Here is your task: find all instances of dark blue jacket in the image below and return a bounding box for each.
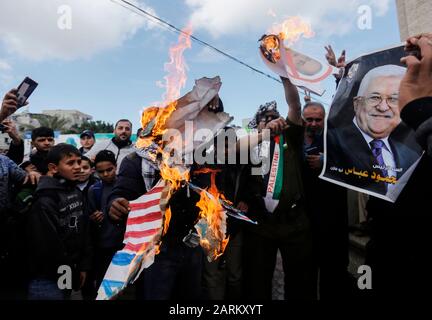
[87,181,124,250]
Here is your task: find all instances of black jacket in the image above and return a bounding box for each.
[26,176,92,280]
[302,134,348,266]
[364,97,432,297]
[79,174,99,208]
[6,139,24,165]
[21,150,49,175]
[244,121,311,240]
[402,97,432,156]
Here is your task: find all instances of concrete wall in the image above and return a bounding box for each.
[396,0,432,41]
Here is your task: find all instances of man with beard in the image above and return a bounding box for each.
[85,119,135,172]
[303,102,325,168]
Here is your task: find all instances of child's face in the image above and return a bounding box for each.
[77,160,93,182]
[80,136,95,149]
[49,154,82,181]
[95,161,116,184]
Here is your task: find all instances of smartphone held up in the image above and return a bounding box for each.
[16,77,38,108]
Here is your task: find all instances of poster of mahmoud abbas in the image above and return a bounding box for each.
[320,45,423,203]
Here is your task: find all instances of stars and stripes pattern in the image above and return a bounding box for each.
[96,180,167,300]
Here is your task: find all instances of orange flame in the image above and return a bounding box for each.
[159,158,190,191]
[162,207,172,236]
[217,237,230,259]
[138,24,192,146]
[193,168,222,175]
[134,26,193,262]
[137,25,193,188]
[135,24,229,262]
[268,16,314,45]
[195,170,229,261]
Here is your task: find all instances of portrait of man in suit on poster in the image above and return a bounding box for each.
[323,63,422,201]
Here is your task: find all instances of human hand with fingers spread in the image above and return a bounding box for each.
[23,171,41,185]
[24,164,39,174]
[336,50,346,68]
[325,45,337,66]
[325,45,346,68]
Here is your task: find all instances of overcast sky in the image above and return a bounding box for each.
[0,0,401,130]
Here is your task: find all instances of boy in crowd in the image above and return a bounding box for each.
[21,127,55,175]
[79,130,95,155]
[86,150,124,297]
[26,144,92,300]
[77,155,98,202]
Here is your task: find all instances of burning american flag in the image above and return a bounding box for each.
[96,181,169,300]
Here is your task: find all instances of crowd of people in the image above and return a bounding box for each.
[0,33,431,300]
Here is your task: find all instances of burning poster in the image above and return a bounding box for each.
[320,45,423,202]
[258,17,338,95]
[163,76,233,157]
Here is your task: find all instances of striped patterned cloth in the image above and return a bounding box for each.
[96,180,168,300]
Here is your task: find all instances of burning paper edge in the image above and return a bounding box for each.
[193,184,229,262]
[189,183,258,225]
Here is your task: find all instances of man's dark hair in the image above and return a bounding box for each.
[94,150,117,166]
[302,102,325,115]
[47,143,81,165]
[31,127,54,141]
[81,155,94,168]
[115,119,132,129]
